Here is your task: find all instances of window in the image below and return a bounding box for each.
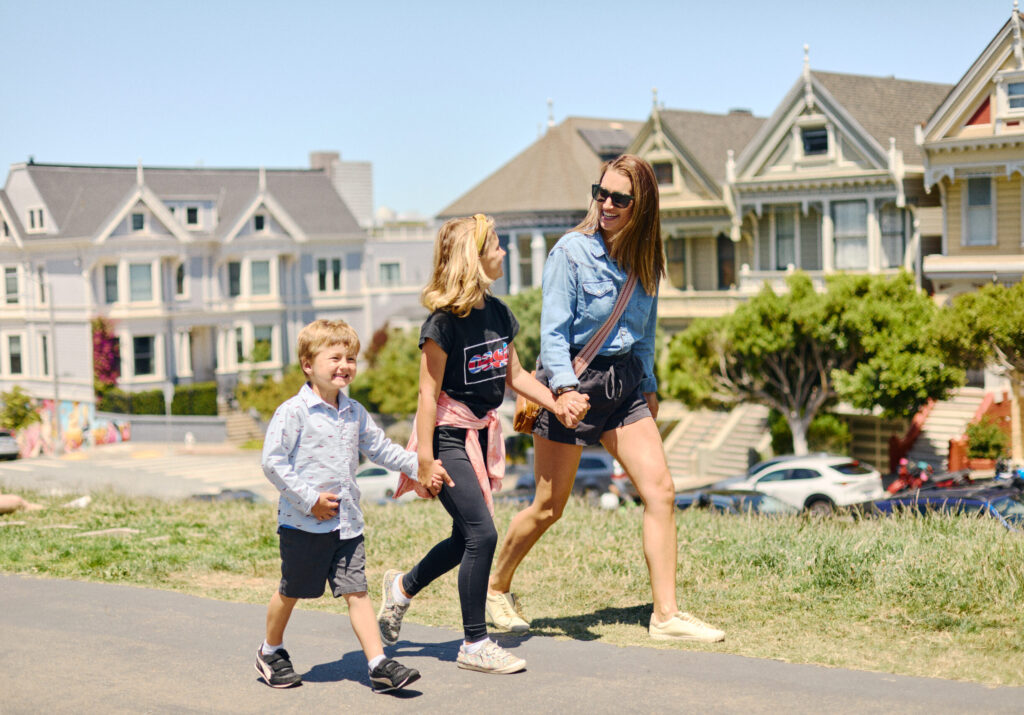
[1009,81,1024,110]
[40,334,49,376]
[186,207,199,226]
[666,237,686,290]
[234,327,245,363]
[653,162,674,185]
[131,212,144,231]
[4,267,17,304]
[801,127,828,156]
[832,200,868,269]
[379,262,400,286]
[129,263,153,302]
[252,325,273,363]
[37,266,46,303]
[3,221,8,236]
[880,206,906,268]
[8,335,22,374]
[228,262,241,297]
[774,208,796,270]
[965,177,994,246]
[175,263,186,297]
[27,208,44,231]
[254,214,265,232]
[251,260,270,295]
[517,235,533,287]
[316,258,342,292]
[133,336,154,376]
[103,265,119,303]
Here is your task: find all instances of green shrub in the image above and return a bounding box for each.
[171,382,218,416]
[97,388,165,415]
[769,409,851,455]
[236,364,307,420]
[966,415,1008,459]
[0,386,42,430]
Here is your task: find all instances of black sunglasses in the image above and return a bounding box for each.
[591,184,634,209]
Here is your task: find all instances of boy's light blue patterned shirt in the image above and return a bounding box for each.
[540,231,659,394]
[261,382,417,538]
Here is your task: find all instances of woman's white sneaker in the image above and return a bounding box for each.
[456,640,526,674]
[484,591,530,632]
[649,612,725,642]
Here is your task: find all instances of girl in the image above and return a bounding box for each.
[378,214,588,674]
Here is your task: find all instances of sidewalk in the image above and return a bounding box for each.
[2,574,1021,714]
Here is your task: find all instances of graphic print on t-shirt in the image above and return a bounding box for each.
[462,337,510,385]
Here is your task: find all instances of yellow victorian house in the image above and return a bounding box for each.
[920,4,1024,298]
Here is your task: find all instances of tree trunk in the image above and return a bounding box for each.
[789,413,811,455]
[1010,376,1024,463]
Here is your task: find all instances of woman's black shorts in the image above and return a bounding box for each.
[533,351,651,446]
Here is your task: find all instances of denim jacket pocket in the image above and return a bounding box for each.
[581,279,615,322]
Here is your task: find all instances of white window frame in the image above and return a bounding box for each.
[40,332,50,377]
[315,256,344,294]
[102,264,119,304]
[773,206,798,270]
[3,266,19,305]
[185,206,200,228]
[794,115,835,164]
[832,200,869,270]
[879,204,907,269]
[131,334,157,377]
[378,260,402,287]
[251,324,274,364]
[250,259,271,296]
[224,257,278,299]
[131,211,146,232]
[26,207,45,233]
[962,176,996,247]
[3,332,26,376]
[995,70,1024,126]
[128,261,156,303]
[254,213,267,233]
[120,330,164,381]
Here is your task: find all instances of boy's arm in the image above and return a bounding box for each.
[356,402,417,477]
[262,405,320,515]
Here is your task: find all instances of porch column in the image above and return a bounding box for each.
[867,200,880,272]
[684,236,694,290]
[507,232,521,295]
[822,200,834,273]
[530,231,546,288]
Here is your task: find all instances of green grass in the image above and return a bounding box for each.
[2,490,1022,686]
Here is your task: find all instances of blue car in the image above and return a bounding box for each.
[871,486,1024,532]
[674,489,799,516]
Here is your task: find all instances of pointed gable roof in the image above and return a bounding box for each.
[17,163,362,241]
[811,71,952,166]
[657,108,766,187]
[438,116,643,219]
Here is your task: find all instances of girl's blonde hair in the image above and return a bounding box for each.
[297,319,360,367]
[421,214,496,317]
[572,154,665,296]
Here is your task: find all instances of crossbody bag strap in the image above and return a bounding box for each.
[571,272,638,377]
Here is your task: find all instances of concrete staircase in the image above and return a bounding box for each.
[662,403,770,489]
[905,387,985,469]
[223,410,264,446]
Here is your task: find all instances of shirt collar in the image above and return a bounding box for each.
[298,382,352,414]
[586,231,609,260]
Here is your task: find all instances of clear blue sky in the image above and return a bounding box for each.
[0,1,1016,218]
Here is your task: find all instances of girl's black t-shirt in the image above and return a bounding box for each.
[419,295,519,418]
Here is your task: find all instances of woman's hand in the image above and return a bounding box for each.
[554,390,589,429]
[418,454,453,496]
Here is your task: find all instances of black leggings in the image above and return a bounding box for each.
[401,426,497,642]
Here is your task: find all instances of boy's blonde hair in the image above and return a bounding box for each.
[421,214,496,318]
[297,319,360,367]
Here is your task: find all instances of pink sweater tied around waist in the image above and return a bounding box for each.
[394,392,505,516]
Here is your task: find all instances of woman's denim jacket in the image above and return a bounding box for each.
[539,231,658,394]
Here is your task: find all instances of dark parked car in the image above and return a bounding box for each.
[870,485,1024,532]
[674,489,799,516]
[0,429,20,460]
[515,451,615,497]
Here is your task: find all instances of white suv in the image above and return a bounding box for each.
[721,455,884,514]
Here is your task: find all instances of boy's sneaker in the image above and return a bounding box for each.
[369,657,420,693]
[456,639,526,674]
[649,612,726,643]
[377,569,410,646]
[484,591,529,632]
[255,647,302,688]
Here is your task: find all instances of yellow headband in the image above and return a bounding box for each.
[473,213,492,252]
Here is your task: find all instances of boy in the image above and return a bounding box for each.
[256,319,449,693]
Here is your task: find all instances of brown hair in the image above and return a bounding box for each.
[421,215,496,317]
[297,319,360,367]
[572,154,665,295]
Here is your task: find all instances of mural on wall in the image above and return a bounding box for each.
[16,400,130,457]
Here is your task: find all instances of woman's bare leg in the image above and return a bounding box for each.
[489,435,582,593]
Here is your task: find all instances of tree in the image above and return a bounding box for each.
[0,386,41,431]
[92,317,120,396]
[938,281,1024,461]
[351,327,421,416]
[503,287,543,370]
[660,272,962,455]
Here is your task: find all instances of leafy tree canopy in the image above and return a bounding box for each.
[660,271,962,454]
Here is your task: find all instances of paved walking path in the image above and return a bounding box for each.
[1,574,1021,714]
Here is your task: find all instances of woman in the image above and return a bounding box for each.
[486,155,725,642]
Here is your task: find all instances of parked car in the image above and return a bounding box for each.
[717,455,885,514]
[514,451,615,498]
[870,485,1024,532]
[0,429,19,460]
[354,464,416,503]
[674,489,799,516]
[712,452,845,489]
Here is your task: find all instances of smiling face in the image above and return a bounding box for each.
[595,169,634,241]
[303,344,357,404]
[479,230,506,281]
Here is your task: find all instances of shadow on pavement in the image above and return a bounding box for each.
[528,603,651,641]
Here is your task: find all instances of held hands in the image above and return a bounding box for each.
[311,492,339,521]
[554,389,590,429]
[418,457,454,497]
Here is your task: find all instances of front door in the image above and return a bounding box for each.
[717,233,735,290]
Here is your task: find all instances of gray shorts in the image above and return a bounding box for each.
[533,351,651,446]
[278,528,367,599]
